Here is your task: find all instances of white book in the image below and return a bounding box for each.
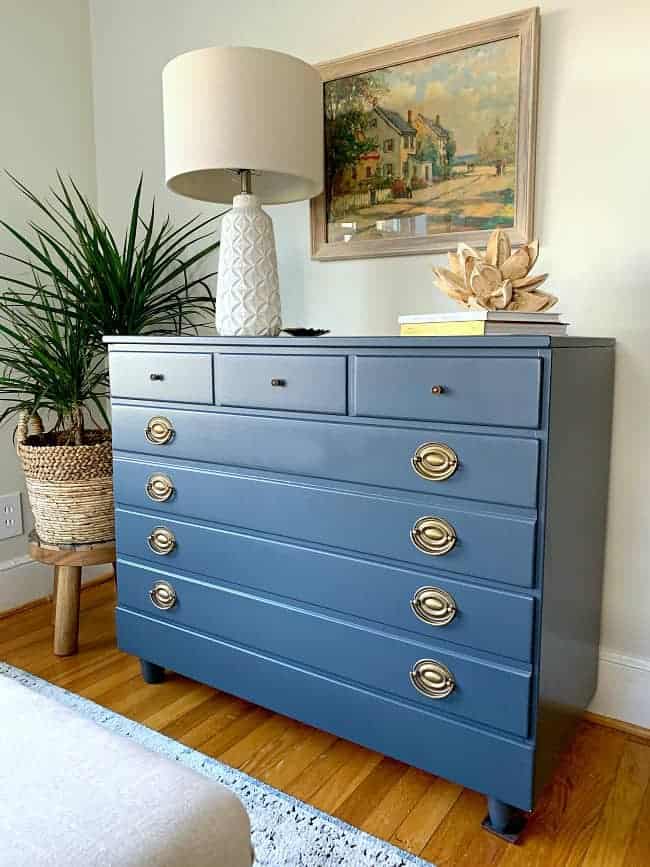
[399,311,566,324]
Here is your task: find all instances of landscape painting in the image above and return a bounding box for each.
[310,10,539,260]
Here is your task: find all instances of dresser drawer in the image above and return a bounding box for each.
[118,563,532,736]
[215,352,346,414]
[109,351,213,404]
[353,355,542,428]
[112,405,539,508]
[118,608,536,808]
[114,461,537,586]
[116,511,534,661]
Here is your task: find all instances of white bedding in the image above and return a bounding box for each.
[0,674,252,866]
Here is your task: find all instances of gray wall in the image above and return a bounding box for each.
[0,0,97,606]
[87,0,650,725]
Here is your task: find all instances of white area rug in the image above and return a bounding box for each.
[1,663,433,867]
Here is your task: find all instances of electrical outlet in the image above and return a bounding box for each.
[0,492,23,540]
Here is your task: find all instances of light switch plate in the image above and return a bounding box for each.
[0,492,23,540]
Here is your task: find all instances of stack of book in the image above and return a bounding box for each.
[398,311,568,337]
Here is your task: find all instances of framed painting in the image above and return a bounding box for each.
[310,8,539,261]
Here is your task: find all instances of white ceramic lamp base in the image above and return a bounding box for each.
[215,193,282,336]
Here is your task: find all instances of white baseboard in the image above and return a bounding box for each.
[0,555,108,613]
[590,648,650,729]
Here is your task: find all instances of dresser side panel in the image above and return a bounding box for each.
[534,346,615,797]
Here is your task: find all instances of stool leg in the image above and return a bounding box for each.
[51,566,59,625]
[53,565,82,656]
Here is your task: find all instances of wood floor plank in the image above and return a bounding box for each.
[2,582,645,867]
[499,722,627,867]
[360,765,438,844]
[218,713,305,774]
[200,706,273,758]
[419,787,491,865]
[391,776,463,855]
[261,726,338,792]
[162,692,244,743]
[582,739,650,867]
[141,683,215,729]
[336,756,410,829]
[622,771,650,867]
[307,744,384,814]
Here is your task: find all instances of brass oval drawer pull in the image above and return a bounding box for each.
[145,473,175,503]
[430,385,445,395]
[145,416,175,445]
[412,443,459,482]
[149,580,177,610]
[411,587,457,626]
[271,378,286,387]
[411,516,457,556]
[410,659,455,699]
[147,526,176,555]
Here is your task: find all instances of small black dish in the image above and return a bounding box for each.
[282,328,331,337]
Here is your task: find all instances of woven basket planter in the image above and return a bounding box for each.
[17,419,114,546]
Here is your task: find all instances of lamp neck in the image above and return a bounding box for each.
[239,169,252,195]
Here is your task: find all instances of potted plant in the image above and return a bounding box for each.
[0,174,221,546]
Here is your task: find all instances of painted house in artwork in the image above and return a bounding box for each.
[368,106,417,180]
[414,113,452,173]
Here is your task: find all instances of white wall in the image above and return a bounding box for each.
[0,0,97,608]
[91,0,650,725]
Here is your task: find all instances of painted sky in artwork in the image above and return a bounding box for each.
[377,38,520,154]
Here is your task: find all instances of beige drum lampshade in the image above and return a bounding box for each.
[162,46,324,205]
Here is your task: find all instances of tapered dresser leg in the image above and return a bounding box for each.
[482,797,527,842]
[140,659,166,684]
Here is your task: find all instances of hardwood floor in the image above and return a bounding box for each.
[2,579,649,866]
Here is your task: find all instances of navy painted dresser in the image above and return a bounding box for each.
[106,335,615,839]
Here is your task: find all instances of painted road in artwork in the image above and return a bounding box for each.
[325,38,520,242]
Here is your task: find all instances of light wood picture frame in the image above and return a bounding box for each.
[310,8,539,261]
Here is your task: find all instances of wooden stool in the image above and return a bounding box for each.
[29,533,116,656]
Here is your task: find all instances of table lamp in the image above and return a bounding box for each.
[162,46,324,336]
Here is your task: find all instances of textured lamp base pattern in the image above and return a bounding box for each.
[215,193,282,337]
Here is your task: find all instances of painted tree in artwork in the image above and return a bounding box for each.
[478,118,516,174]
[324,73,388,199]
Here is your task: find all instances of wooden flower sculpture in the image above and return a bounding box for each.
[433,229,557,312]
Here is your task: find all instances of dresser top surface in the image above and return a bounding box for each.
[104,335,615,349]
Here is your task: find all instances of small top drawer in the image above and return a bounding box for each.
[353,355,542,428]
[215,353,347,415]
[109,352,214,404]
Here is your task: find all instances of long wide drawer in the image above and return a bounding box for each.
[116,511,534,661]
[114,460,538,586]
[352,355,543,428]
[111,405,540,508]
[109,351,214,404]
[117,608,536,809]
[117,563,531,736]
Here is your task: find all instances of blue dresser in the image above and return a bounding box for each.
[106,335,615,840]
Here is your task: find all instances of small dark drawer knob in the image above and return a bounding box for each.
[146,473,175,503]
[411,516,457,556]
[149,580,177,610]
[149,373,165,381]
[145,416,175,445]
[147,526,176,555]
[410,659,455,699]
[411,586,457,627]
[431,385,445,395]
[271,378,286,387]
